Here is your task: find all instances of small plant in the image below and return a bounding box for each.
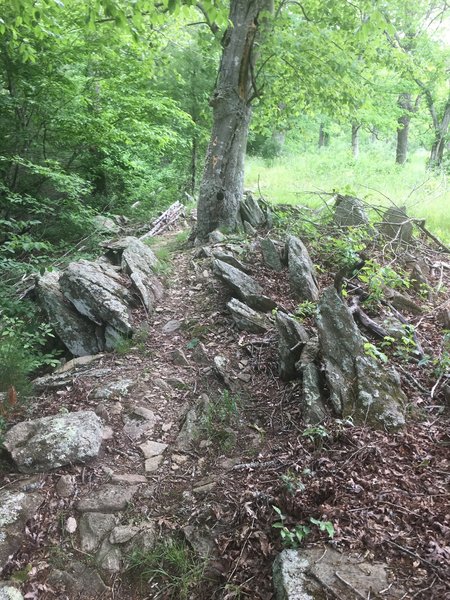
[363,342,388,363]
[295,300,317,320]
[381,325,419,362]
[113,335,134,356]
[272,507,335,548]
[358,260,409,308]
[280,468,310,495]
[202,390,241,452]
[302,424,329,445]
[126,538,206,599]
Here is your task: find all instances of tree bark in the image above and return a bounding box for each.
[318,123,329,147]
[196,0,273,240]
[396,93,412,165]
[429,96,450,167]
[351,123,360,159]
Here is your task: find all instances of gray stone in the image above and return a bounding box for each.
[55,475,76,498]
[380,206,413,244]
[334,195,369,227]
[93,215,120,233]
[130,269,163,314]
[208,230,225,244]
[139,440,167,459]
[120,236,159,276]
[110,473,147,485]
[171,349,190,366]
[213,259,276,312]
[273,549,319,600]
[176,395,210,450]
[0,489,43,571]
[301,363,326,424]
[295,338,320,369]
[317,287,405,429]
[109,525,140,545]
[191,342,210,365]
[37,271,104,357]
[212,250,250,273]
[243,221,257,236]
[92,379,135,400]
[182,525,215,559]
[260,238,283,272]
[240,192,266,228]
[76,485,138,513]
[96,538,122,572]
[385,288,422,314]
[125,523,156,554]
[123,409,156,440]
[227,298,270,334]
[3,411,103,473]
[144,456,163,473]
[286,236,319,302]
[276,312,309,380]
[0,588,23,600]
[60,260,134,334]
[54,354,104,374]
[79,512,116,552]
[47,560,108,596]
[162,319,182,334]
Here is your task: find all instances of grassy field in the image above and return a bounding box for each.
[245,140,450,242]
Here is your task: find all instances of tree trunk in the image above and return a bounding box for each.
[429,97,450,167]
[351,123,360,159]
[196,0,272,240]
[396,93,412,165]
[318,123,329,147]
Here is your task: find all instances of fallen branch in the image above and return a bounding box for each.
[348,296,388,339]
[140,201,185,239]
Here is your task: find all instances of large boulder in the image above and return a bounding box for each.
[317,287,405,429]
[60,260,135,335]
[227,298,270,334]
[36,271,104,356]
[240,192,266,228]
[334,195,369,227]
[3,411,103,473]
[275,312,309,380]
[286,236,319,302]
[119,238,163,312]
[213,259,276,312]
[260,238,283,272]
[379,206,413,244]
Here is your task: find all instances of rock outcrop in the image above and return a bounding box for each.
[379,206,413,244]
[227,298,270,333]
[275,312,309,380]
[286,236,319,302]
[334,194,369,227]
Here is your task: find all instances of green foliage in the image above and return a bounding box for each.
[364,342,388,364]
[294,301,317,321]
[359,259,409,307]
[319,227,369,270]
[272,506,335,548]
[202,390,241,453]
[127,538,206,600]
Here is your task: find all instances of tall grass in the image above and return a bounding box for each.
[245,139,450,241]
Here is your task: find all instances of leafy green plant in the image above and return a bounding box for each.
[359,260,409,307]
[202,390,241,452]
[280,469,311,495]
[272,506,335,547]
[364,342,388,363]
[126,538,206,600]
[294,301,317,320]
[381,325,419,362]
[302,424,329,445]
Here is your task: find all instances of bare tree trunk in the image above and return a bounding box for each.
[196,0,273,240]
[351,123,360,159]
[318,123,329,147]
[396,93,412,165]
[429,97,450,166]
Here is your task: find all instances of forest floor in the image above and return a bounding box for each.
[1,217,449,600]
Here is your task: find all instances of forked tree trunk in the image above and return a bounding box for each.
[396,93,412,165]
[318,123,330,147]
[196,0,273,240]
[351,123,360,159]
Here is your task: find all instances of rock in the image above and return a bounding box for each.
[276,312,309,380]
[96,538,122,572]
[47,560,108,596]
[144,456,163,473]
[227,298,270,334]
[176,394,210,450]
[213,259,276,312]
[92,379,135,400]
[154,378,172,392]
[243,221,257,235]
[123,409,156,440]
[260,238,283,272]
[182,525,215,559]
[240,192,266,228]
[437,301,450,329]
[191,342,210,365]
[129,269,163,314]
[212,250,250,273]
[0,587,23,600]
[333,195,369,227]
[56,475,76,498]
[3,411,103,473]
[93,215,120,233]
[317,287,405,429]
[0,488,43,571]
[273,547,405,600]
[208,230,225,244]
[54,354,104,374]
[120,236,158,275]
[76,485,138,513]
[295,338,320,369]
[36,271,104,356]
[385,288,422,314]
[301,363,326,424]
[444,384,450,405]
[133,406,156,420]
[33,367,113,392]
[110,473,147,485]
[162,319,182,334]
[139,440,167,459]
[79,512,116,552]
[380,206,413,244]
[286,236,319,302]
[125,523,156,554]
[60,260,134,334]
[171,349,190,367]
[109,525,140,545]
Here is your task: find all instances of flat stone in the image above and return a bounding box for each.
[123,410,156,440]
[139,440,167,459]
[110,473,147,485]
[171,349,190,366]
[260,238,283,272]
[133,406,156,421]
[92,379,135,400]
[0,587,23,600]
[154,378,172,392]
[208,230,226,243]
[144,456,163,473]
[240,192,266,228]
[227,298,270,334]
[109,525,141,545]
[79,512,116,552]
[46,560,108,597]
[3,411,103,473]
[162,319,182,334]
[286,236,319,302]
[212,250,250,273]
[213,259,275,312]
[56,475,76,498]
[96,538,122,572]
[76,485,138,513]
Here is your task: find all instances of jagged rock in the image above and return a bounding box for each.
[301,363,326,424]
[260,238,283,272]
[56,475,76,498]
[243,221,257,235]
[79,513,116,552]
[32,367,113,392]
[139,440,167,459]
[109,525,140,545]
[96,538,122,572]
[176,394,210,450]
[240,192,266,228]
[0,487,43,570]
[47,560,108,596]
[120,236,158,275]
[60,260,135,335]
[275,312,309,380]
[93,215,120,234]
[295,338,320,369]
[227,298,270,334]
[162,319,182,334]
[76,485,138,513]
[317,287,405,429]
[92,379,135,400]
[208,230,225,244]
[3,411,103,473]
[273,547,405,600]
[286,236,319,302]
[36,271,104,356]
[385,288,422,314]
[334,195,369,227]
[380,206,413,244]
[213,259,276,312]
[122,407,157,440]
[0,587,23,600]
[212,250,250,273]
[437,301,450,329]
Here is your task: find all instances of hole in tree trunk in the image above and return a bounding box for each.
[216,191,224,201]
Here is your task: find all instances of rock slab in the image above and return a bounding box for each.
[286,236,319,302]
[213,259,275,312]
